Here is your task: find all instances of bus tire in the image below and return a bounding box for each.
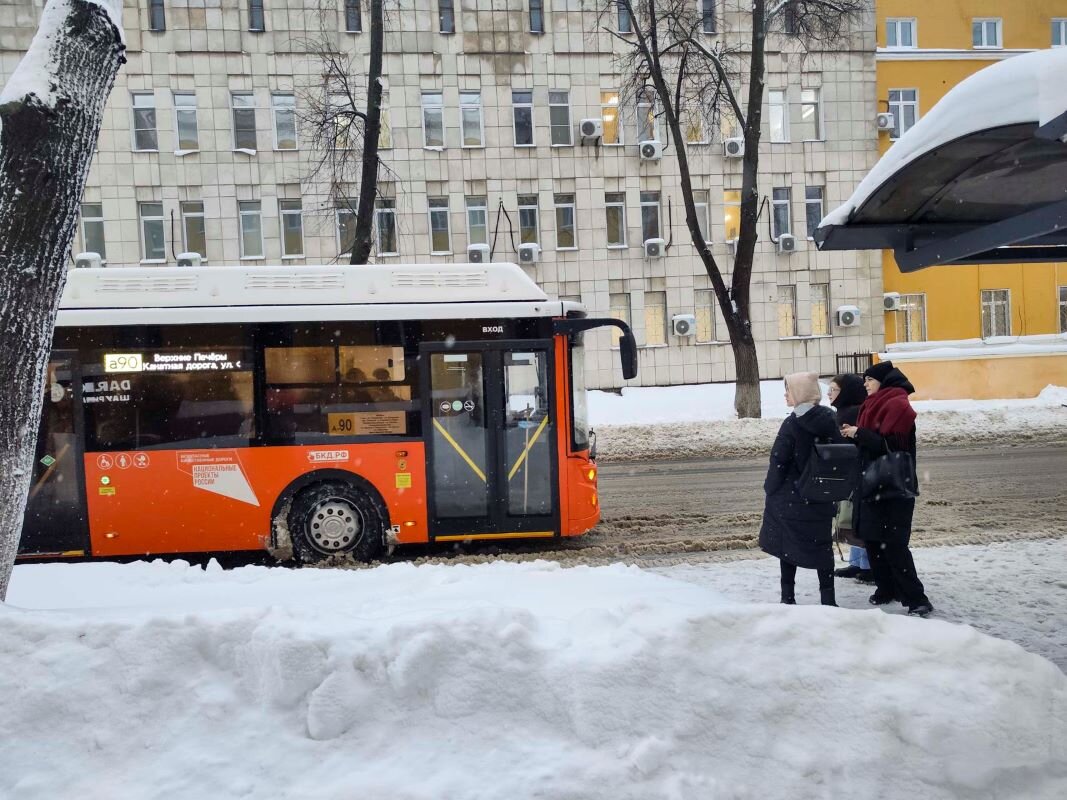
[286,481,385,564]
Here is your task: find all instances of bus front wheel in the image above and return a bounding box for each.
[287,482,385,564]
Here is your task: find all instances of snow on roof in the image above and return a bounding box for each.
[821,47,1067,228]
[0,0,125,111]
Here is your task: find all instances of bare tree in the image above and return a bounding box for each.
[0,0,125,600]
[597,0,868,417]
[300,0,387,265]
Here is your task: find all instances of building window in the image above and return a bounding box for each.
[131,92,158,151]
[980,289,1011,337]
[554,193,577,250]
[529,0,544,33]
[238,201,263,258]
[139,202,166,261]
[777,285,797,338]
[457,91,483,147]
[513,90,534,146]
[438,0,455,33]
[601,90,621,145]
[644,291,668,346]
[636,90,656,142]
[173,91,198,151]
[549,90,572,146]
[248,0,265,32]
[896,293,928,342]
[768,89,787,143]
[180,201,206,260]
[723,189,741,241]
[428,197,451,253]
[271,93,297,150]
[640,191,661,242]
[79,202,106,262]
[605,192,627,247]
[517,194,539,244]
[609,291,631,345]
[693,190,711,243]
[279,199,304,257]
[337,206,356,254]
[422,91,444,148]
[695,289,717,343]
[886,17,916,48]
[772,188,791,238]
[327,93,355,150]
[700,0,716,34]
[344,0,362,32]
[684,107,707,144]
[805,186,823,239]
[149,0,166,32]
[378,91,392,149]
[231,92,257,151]
[811,283,830,336]
[972,18,1002,49]
[466,196,488,245]
[618,4,632,33]
[888,89,917,140]
[1058,286,1067,332]
[783,4,799,35]
[1054,19,1067,47]
[376,198,397,255]
[800,88,821,140]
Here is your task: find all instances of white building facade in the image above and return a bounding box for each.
[0,0,883,389]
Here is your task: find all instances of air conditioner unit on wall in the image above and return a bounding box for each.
[644,237,665,258]
[177,252,202,267]
[579,118,603,140]
[639,140,664,161]
[518,242,540,263]
[777,234,796,254]
[672,314,696,337]
[835,305,861,327]
[467,243,490,263]
[723,137,745,158]
[74,252,102,269]
[883,292,902,311]
[876,112,895,132]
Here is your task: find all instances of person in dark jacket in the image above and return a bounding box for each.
[841,361,934,617]
[759,372,841,606]
[828,374,873,582]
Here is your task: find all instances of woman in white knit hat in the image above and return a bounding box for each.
[758,372,841,606]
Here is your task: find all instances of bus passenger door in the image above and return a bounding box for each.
[422,343,557,540]
[19,354,90,556]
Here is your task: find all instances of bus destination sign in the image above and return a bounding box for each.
[104,351,245,374]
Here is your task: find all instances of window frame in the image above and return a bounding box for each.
[131,91,158,152]
[517,194,540,245]
[640,190,661,242]
[810,283,831,337]
[172,90,199,152]
[139,201,167,263]
[375,198,398,256]
[896,293,928,343]
[513,90,535,147]
[700,0,716,34]
[608,291,631,348]
[230,91,258,152]
[459,91,484,148]
[278,198,304,258]
[777,285,798,339]
[723,189,741,242]
[549,90,573,146]
[804,186,824,240]
[553,193,577,251]
[149,0,166,32]
[636,89,657,143]
[529,0,544,34]
[980,288,1011,338]
[618,4,633,34]
[694,288,717,343]
[604,192,628,248]
[180,200,207,262]
[601,90,622,146]
[421,91,445,149]
[438,0,455,34]
[248,0,265,32]
[693,190,711,244]
[344,0,363,33]
[768,89,788,143]
[465,196,488,246]
[1058,286,1067,332]
[887,88,918,141]
[1054,19,1067,48]
[238,200,264,260]
[885,17,916,49]
[336,205,356,255]
[772,187,792,238]
[271,92,297,151]
[800,88,822,141]
[79,202,107,263]
[643,290,668,347]
[428,196,452,255]
[972,18,1002,49]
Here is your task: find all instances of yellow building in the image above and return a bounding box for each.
[874,1,1067,398]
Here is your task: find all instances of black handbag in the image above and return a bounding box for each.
[860,446,919,501]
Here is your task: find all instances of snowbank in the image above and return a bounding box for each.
[885,333,1067,361]
[590,383,1067,460]
[3,559,1065,799]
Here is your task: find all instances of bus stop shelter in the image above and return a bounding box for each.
[815,47,1067,270]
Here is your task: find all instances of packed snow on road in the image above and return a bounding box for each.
[2,547,1065,800]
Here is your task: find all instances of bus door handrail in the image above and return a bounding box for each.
[552,317,638,380]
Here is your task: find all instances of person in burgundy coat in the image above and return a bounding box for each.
[841,361,934,617]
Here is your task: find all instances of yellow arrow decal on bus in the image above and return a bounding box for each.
[432,418,487,483]
[507,415,550,481]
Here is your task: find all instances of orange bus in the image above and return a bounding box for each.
[19,263,636,563]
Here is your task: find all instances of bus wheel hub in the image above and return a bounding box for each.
[310,500,361,552]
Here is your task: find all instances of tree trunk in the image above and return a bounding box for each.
[348,0,384,265]
[731,334,762,419]
[0,0,125,600]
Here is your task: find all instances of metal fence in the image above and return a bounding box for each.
[834,352,875,376]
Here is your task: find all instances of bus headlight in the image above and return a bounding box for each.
[587,468,596,481]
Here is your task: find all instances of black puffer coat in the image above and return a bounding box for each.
[831,374,866,428]
[758,404,841,570]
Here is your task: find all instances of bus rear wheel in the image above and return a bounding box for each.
[287,482,385,564]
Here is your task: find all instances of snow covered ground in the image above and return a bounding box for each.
[3,541,1066,800]
[590,382,1067,460]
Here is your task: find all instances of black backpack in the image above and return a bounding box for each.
[796,441,861,502]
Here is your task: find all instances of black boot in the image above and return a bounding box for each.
[820,587,837,607]
[781,584,796,604]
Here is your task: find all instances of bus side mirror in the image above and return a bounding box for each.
[619,327,637,380]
